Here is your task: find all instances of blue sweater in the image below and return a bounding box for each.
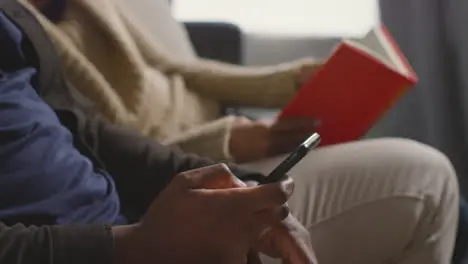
[0,11,124,225]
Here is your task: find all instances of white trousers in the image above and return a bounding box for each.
[242,138,459,264]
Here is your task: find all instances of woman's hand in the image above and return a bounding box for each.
[229,117,319,163]
[297,61,322,87]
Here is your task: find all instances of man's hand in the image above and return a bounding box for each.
[196,166,317,264]
[242,185,317,264]
[229,117,318,163]
[113,164,294,264]
[254,214,318,264]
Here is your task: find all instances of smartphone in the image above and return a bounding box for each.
[263,132,321,184]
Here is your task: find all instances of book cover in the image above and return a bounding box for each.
[279,25,418,146]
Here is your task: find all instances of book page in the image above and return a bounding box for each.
[345,26,410,76]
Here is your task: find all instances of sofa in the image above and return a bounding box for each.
[121,0,241,65]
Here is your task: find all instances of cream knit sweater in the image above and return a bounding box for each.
[20,0,322,161]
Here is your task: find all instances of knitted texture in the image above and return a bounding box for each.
[19,0,321,160]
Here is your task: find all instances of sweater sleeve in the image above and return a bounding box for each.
[119,6,323,108]
[176,58,322,108]
[0,223,114,264]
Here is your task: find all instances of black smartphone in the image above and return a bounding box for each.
[263,132,321,184]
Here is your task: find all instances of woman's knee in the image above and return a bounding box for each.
[290,138,459,263]
[304,137,458,193]
[289,138,459,225]
[358,138,458,202]
[364,138,460,263]
[364,138,455,175]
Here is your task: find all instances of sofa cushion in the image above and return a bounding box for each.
[120,0,196,60]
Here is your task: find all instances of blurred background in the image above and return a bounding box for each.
[173,0,379,65]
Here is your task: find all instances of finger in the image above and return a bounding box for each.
[206,177,294,212]
[296,61,324,86]
[251,205,289,231]
[276,230,315,264]
[282,240,315,264]
[178,163,245,189]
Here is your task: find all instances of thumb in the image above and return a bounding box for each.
[178,163,246,189]
[208,177,294,212]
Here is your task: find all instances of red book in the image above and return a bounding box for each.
[279,24,418,146]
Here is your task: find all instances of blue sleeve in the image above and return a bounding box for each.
[0,11,114,264]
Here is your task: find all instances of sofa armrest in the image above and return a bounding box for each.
[183,21,242,64]
[183,22,279,118]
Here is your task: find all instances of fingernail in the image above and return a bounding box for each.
[281,177,295,197]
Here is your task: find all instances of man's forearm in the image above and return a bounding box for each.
[78,113,266,214]
[0,223,114,264]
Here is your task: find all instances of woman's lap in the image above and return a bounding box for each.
[242,138,459,264]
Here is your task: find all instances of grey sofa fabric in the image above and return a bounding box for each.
[376,0,468,194]
[184,22,242,64]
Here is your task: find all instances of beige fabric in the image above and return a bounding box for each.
[19,0,322,161]
[243,138,459,264]
[120,0,196,59]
